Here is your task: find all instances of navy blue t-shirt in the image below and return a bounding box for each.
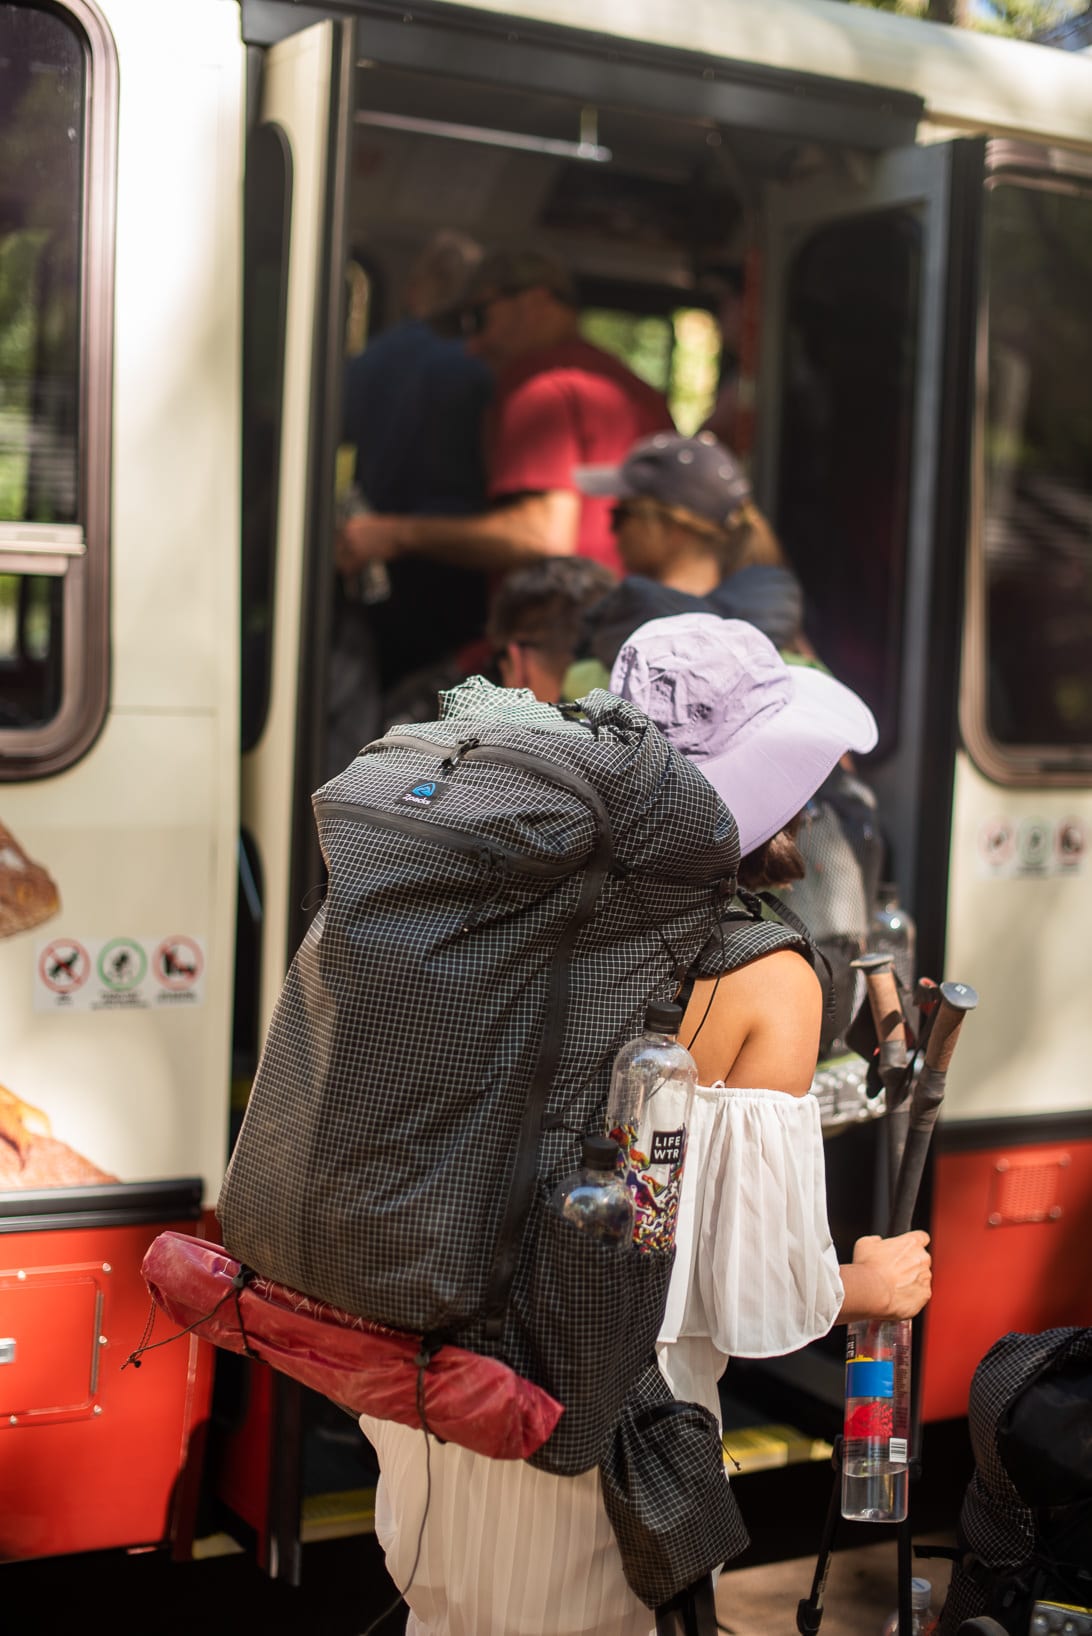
[342,320,493,683]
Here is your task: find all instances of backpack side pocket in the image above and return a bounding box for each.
[521,1203,674,1477]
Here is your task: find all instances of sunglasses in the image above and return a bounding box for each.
[460,287,523,338]
[609,499,665,531]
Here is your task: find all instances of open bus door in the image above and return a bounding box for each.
[217,16,355,1583]
[757,134,1092,1421]
[749,137,985,1416]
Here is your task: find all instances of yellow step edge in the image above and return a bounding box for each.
[724,1423,833,1475]
[198,1429,829,1557]
[301,1485,378,1543]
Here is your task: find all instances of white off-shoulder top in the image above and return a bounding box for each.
[361,1085,844,1636]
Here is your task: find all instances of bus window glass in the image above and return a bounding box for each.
[0,572,63,729]
[0,6,83,731]
[580,306,720,434]
[241,123,291,754]
[580,308,672,392]
[669,307,721,436]
[982,181,1092,752]
[776,211,921,750]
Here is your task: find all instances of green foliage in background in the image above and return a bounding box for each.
[844,0,1089,38]
[579,307,721,434]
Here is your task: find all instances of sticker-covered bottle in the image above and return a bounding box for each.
[605,1001,697,1254]
[841,1316,912,1522]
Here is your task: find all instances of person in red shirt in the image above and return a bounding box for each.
[335,248,674,581]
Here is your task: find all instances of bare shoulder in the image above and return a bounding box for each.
[682,949,822,1094]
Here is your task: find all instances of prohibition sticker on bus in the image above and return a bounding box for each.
[38,938,91,1000]
[153,936,204,997]
[33,935,206,1011]
[977,817,1085,879]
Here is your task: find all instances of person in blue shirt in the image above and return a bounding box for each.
[341,231,493,689]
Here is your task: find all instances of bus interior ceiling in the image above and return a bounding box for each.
[339,58,915,756]
[347,58,859,360]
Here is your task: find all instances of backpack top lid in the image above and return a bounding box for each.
[354,677,742,890]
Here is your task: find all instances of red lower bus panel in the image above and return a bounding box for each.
[0,1216,213,1561]
[923,1136,1092,1422]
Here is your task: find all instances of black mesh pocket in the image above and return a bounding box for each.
[521,1204,674,1477]
[600,1364,749,1609]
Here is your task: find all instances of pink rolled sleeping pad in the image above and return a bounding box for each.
[140,1232,563,1460]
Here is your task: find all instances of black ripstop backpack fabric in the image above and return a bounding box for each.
[218,682,742,1477]
[936,1326,1092,1635]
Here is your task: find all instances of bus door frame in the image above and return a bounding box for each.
[756,137,985,967]
[753,138,985,1416]
[221,14,355,1583]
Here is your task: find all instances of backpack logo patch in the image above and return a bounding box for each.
[402,779,448,806]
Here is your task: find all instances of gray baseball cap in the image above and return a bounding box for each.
[575,432,752,528]
[610,614,877,855]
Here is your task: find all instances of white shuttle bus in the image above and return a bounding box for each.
[1,0,1090,1576]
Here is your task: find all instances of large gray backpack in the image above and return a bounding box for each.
[219,680,772,1481]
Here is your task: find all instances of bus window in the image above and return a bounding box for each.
[579,306,720,434]
[979,178,1092,766]
[775,210,921,750]
[0,1,112,770]
[241,122,291,754]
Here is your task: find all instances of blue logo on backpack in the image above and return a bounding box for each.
[402,779,445,806]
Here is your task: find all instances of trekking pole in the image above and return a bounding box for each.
[797,973,977,1636]
[887,982,977,1237]
[854,952,913,1219]
[887,980,977,1636]
[797,956,913,1636]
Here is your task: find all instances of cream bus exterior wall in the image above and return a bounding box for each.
[0,0,243,1196]
[430,0,1092,154]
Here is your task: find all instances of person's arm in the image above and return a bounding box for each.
[335,364,590,574]
[681,951,931,1325]
[334,489,580,575]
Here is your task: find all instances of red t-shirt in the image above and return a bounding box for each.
[487,339,674,572]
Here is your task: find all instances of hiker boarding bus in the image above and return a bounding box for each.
[1,0,1090,1576]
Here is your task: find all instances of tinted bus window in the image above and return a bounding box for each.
[580,307,720,434]
[982,181,1092,754]
[241,123,291,754]
[0,6,83,733]
[776,211,921,750]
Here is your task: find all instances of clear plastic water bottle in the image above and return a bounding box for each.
[841,1316,911,1522]
[550,1135,633,1244]
[870,884,916,996]
[335,481,391,605]
[605,1001,697,1254]
[880,1577,937,1634]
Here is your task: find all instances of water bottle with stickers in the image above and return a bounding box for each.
[605,1001,697,1254]
[841,1316,911,1522]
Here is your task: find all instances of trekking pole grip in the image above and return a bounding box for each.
[853,952,908,1057]
[923,980,978,1075]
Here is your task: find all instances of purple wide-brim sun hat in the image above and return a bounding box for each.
[610,613,878,857]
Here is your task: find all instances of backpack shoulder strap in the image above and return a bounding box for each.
[690,889,814,979]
